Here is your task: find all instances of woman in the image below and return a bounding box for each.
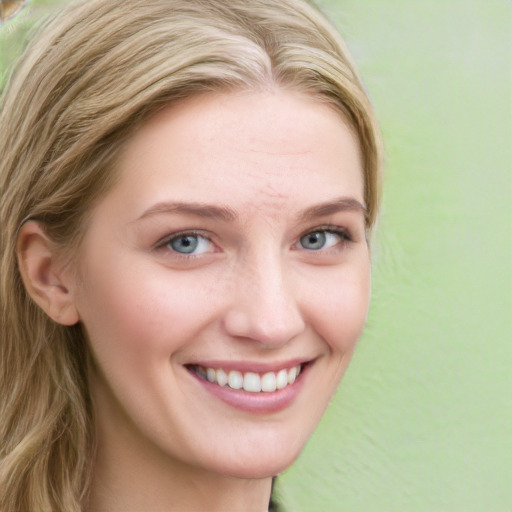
[0,0,382,510]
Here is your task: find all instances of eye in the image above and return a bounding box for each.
[166,233,213,255]
[299,229,347,251]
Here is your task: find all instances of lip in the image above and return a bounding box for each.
[185,360,312,414]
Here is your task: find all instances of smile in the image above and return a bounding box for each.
[190,364,302,393]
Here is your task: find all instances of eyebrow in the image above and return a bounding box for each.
[137,201,237,222]
[136,197,366,223]
[297,197,367,222]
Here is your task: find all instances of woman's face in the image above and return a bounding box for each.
[72,89,370,479]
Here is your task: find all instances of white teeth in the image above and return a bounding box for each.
[276,369,288,389]
[261,372,277,392]
[206,368,216,383]
[243,372,261,393]
[228,370,243,390]
[195,364,302,393]
[216,369,228,387]
[287,365,298,384]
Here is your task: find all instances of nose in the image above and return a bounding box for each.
[222,252,306,348]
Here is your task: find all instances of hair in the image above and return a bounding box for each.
[0,0,382,510]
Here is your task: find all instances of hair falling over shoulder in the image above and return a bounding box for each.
[0,1,382,510]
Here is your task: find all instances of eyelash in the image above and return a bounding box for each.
[154,225,353,257]
[297,225,352,251]
[155,230,215,257]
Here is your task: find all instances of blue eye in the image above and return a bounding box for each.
[299,230,344,250]
[167,234,212,254]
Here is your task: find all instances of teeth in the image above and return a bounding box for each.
[206,368,216,383]
[261,372,277,392]
[194,364,302,393]
[276,369,288,389]
[228,370,243,389]
[288,365,298,384]
[216,368,228,387]
[243,372,261,393]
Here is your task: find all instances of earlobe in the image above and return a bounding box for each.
[17,221,79,326]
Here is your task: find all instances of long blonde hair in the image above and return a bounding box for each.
[0,1,382,510]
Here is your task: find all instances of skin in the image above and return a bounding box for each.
[19,89,370,512]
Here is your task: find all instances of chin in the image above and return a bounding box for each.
[217,453,300,480]
[199,430,308,480]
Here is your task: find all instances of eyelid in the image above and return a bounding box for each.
[152,224,354,255]
[293,224,354,254]
[300,224,352,241]
[154,230,216,252]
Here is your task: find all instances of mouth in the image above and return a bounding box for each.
[184,359,313,413]
[187,363,304,393]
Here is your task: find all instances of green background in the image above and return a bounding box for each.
[1,1,511,511]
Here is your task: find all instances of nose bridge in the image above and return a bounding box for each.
[223,245,305,346]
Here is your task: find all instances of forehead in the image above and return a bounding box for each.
[102,89,364,221]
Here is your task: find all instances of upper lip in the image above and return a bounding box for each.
[185,358,314,374]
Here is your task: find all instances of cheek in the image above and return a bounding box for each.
[75,257,220,362]
[304,261,371,352]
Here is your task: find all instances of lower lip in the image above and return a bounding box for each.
[187,365,310,414]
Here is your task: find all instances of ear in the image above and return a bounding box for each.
[17,221,79,326]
